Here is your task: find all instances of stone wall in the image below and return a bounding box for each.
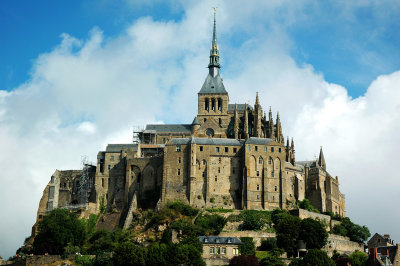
[218,231,276,247]
[324,234,364,256]
[290,208,332,231]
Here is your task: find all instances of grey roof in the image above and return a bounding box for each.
[198,74,227,94]
[106,144,138,152]
[199,236,242,245]
[192,117,200,125]
[169,138,243,146]
[246,137,275,145]
[228,104,253,113]
[145,124,191,133]
[296,160,316,167]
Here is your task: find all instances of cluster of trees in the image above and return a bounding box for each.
[333,217,370,243]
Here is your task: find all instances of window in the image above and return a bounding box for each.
[163,137,166,144]
[216,147,220,153]
[257,195,259,199]
[212,98,216,111]
[218,167,220,173]
[271,171,274,177]
[268,158,272,164]
[279,148,281,153]
[233,148,237,153]
[271,147,274,152]
[233,248,239,255]
[219,118,222,125]
[204,118,207,122]
[210,247,214,254]
[274,186,277,191]
[215,177,217,182]
[259,156,263,164]
[108,165,111,171]
[227,238,232,243]
[264,147,267,152]
[225,147,229,152]
[202,171,206,177]
[256,171,260,176]
[51,176,55,183]
[177,169,181,175]
[176,145,181,152]
[200,146,203,151]
[255,146,258,151]
[178,157,181,164]
[110,155,114,161]
[218,98,222,111]
[205,98,209,111]
[222,248,226,254]
[203,159,206,165]
[248,145,251,151]
[102,178,104,188]
[272,196,274,201]
[257,184,260,191]
[217,247,221,254]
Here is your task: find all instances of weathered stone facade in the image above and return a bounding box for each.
[33,13,346,233]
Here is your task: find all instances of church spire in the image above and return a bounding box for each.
[208,8,220,77]
[318,146,326,170]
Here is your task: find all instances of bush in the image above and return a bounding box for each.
[349,250,367,266]
[299,218,328,249]
[260,238,277,251]
[229,255,259,266]
[333,224,347,237]
[195,214,227,235]
[33,209,86,255]
[113,241,146,266]
[167,200,199,217]
[75,254,93,266]
[275,213,301,257]
[259,250,285,266]
[239,237,256,256]
[242,211,266,231]
[300,249,335,266]
[297,199,319,213]
[340,217,370,243]
[206,207,234,213]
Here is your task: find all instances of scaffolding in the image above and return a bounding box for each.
[76,156,95,205]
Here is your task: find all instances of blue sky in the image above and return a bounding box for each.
[1,0,400,259]
[1,1,399,97]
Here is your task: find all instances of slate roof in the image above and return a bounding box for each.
[228,104,253,112]
[246,137,274,145]
[106,144,138,152]
[169,138,243,146]
[199,236,242,245]
[145,124,192,133]
[192,117,200,125]
[198,74,227,94]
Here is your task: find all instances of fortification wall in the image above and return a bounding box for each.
[218,231,276,247]
[324,234,364,256]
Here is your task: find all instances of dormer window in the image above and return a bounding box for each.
[227,238,231,243]
[205,238,208,243]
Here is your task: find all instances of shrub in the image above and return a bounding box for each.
[241,211,266,230]
[300,249,335,266]
[167,200,199,217]
[297,199,319,213]
[206,207,234,213]
[195,214,227,235]
[75,254,93,266]
[299,218,328,249]
[260,238,277,251]
[349,250,367,266]
[229,255,259,266]
[239,237,256,256]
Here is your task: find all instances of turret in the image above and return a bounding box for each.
[244,104,249,140]
[318,146,326,170]
[254,92,262,137]
[268,107,274,139]
[191,116,200,135]
[234,104,239,139]
[291,138,296,166]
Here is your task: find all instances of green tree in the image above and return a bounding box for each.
[275,213,301,257]
[259,248,285,266]
[349,250,367,266]
[299,218,328,249]
[241,211,265,230]
[297,199,319,213]
[33,209,86,255]
[239,237,256,256]
[113,241,146,266]
[333,224,347,237]
[301,249,335,266]
[260,238,277,251]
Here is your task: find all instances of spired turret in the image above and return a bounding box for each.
[318,146,326,170]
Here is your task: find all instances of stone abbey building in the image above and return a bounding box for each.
[34,13,345,230]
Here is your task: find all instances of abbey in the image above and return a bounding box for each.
[34,13,345,231]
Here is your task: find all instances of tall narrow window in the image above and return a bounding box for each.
[257,171,260,176]
[216,147,220,153]
[176,145,181,152]
[259,156,263,164]
[205,98,209,111]
[199,146,203,151]
[218,98,222,111]
[257,184,260,190]
[212,98,215,111]
[274,186,277,191]
[177,169,181,175]
[255,146,258,151]
[219,118,222,126]
[218,167,220,173]
[178,157,181,164]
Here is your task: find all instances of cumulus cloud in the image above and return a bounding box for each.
[0,0,399,259]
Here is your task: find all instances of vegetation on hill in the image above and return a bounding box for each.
[332,217,370,243]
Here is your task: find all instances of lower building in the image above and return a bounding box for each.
[199,236,241,266]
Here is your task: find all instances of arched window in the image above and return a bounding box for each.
[218,98,222,111]
[219,118,222,126]
[259,156,263,164]
[211,98,216,111]
[205,98,209,111]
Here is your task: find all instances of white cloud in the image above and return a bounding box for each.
[1,0,399,259]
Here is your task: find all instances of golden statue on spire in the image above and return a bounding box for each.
[213,7,217,13]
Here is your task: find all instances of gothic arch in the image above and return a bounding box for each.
[249,155,256,175]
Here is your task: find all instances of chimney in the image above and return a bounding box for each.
[370,248,378,259]
[384,234,390,239]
